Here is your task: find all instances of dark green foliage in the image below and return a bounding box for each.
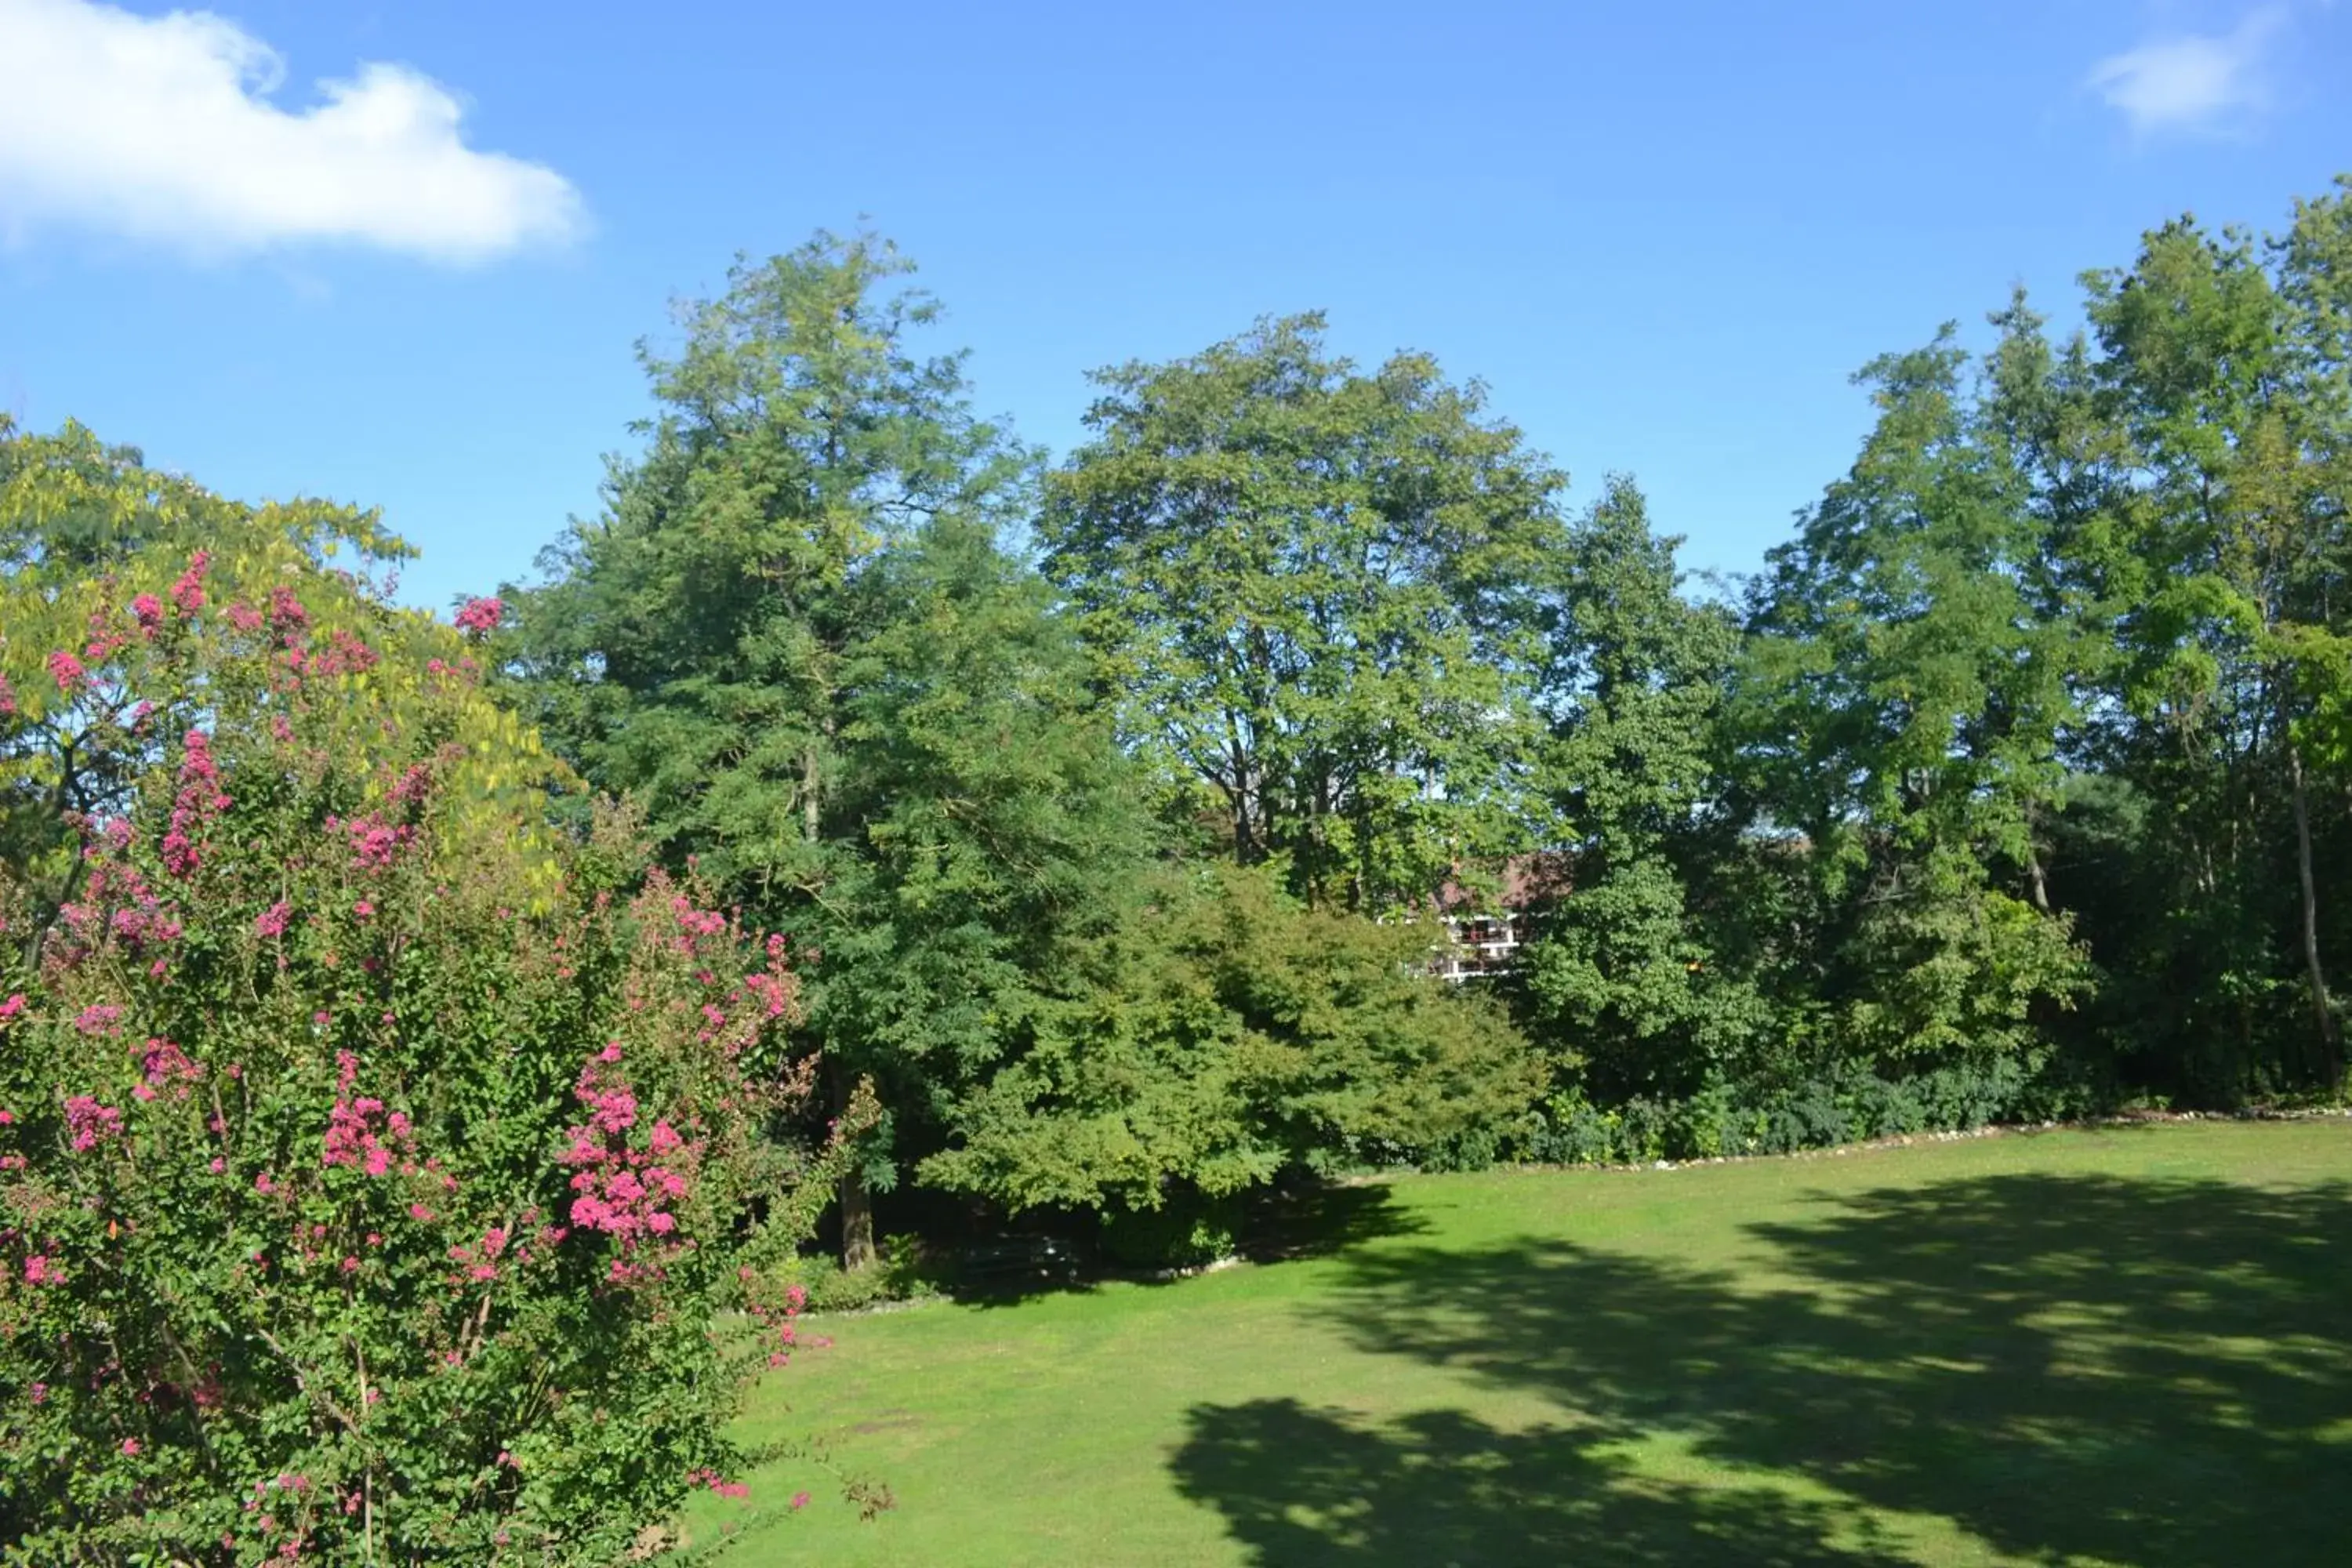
[496,184,2352,1242]
[1042,314,1568,913]
[924,863,1548,1213]
[1730,324,2095,1078]
[796,511,1154,1140]
[2042,187,2352,1098]
[1516,1057,2078,1167]
[504,234,1164,1261]
[502,182,2352,1256]
[1513,476,1770,1098]
[1094,1195,1242,1272]
[509,238,1556,1262]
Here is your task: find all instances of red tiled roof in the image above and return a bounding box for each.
[1434,853,1572,913]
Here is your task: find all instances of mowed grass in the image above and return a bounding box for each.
[676,1122,2352,1566]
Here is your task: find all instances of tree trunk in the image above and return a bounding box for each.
[2288,746,2339,1081]
[822,1054,877,1272]
[802,742,822,844]
[805,708,872,1262]
[839,1167,877,1273]
[1225,728,1259,866]
[2024,805,2052,913]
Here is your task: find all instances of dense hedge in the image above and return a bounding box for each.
[1512,1059,2112,1167]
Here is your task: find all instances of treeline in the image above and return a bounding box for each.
[497,175,2352,1265]
[12,177,2352,1281]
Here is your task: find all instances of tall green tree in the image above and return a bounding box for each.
[2062,188,2352,1089]
[1042,314,1569,913]
[508,235,1150,1265]
[1733,328,2092,1073]
[1515,476,1763,1098]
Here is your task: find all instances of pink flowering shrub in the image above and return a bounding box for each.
[0,564,875,1563]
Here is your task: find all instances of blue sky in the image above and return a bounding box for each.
[2,0,2348,615]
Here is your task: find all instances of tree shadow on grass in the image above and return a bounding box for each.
[1173,1171,2352,1566]
[1172,1399,1910,1566]
[1230,1178,1431,1264]
[944,1180,1429,1306]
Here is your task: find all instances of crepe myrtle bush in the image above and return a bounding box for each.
[0,571,877,1564]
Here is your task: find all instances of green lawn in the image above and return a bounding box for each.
[677,1122,2352,1566]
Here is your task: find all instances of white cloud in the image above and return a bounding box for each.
[2086,6,2288,136]
[0,0,583,262]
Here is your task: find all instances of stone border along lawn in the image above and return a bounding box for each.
[669,1119,2352,1566]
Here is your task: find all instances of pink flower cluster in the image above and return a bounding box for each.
[109,904,184,949]
[134,1036,203,1103]
[255,901,292,938]
[453,595,504,636]
[739,1271,810,1368]
[131,593,165,635]
[560,1047,699,1264]
[0,994,24,1025]
[160,731,231,879]
[745,965,793,1022]
[444,1221,519,1285]
[336,812,416,871]
[386,760,437,808]
[309,629,379,677]
[321,1052,412,1178]
[567,1156,688,1242]
[575,1044,637,1134]
[81,601,129,666]
[60,858,183,970]
[669,894,731,952]
[688,1468,751,1501]
[23,1254,64,1287]
[64,1095,124,1152]
[268,586,309,634]
[251,588,314,688]
[46,650,86,693]
[169,550,210,615]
